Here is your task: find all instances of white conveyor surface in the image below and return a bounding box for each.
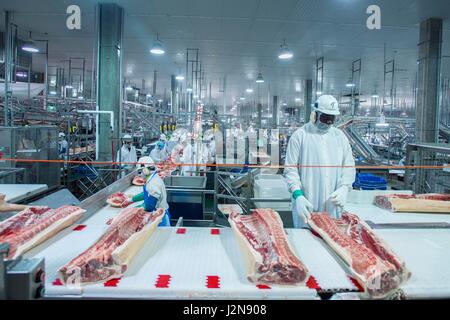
[23,186,358,299]
[0,184,48,203]
[345,190,450,224]
[374,229,450,298]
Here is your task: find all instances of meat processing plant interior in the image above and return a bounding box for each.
[1,0,450,304]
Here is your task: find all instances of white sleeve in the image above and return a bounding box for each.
[338,132,356,190]
[283,130,303,193]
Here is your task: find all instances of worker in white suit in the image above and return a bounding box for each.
[117,134,138,177]
[180,134,194,176]
[283,95,356,228]
[150,140,169,163]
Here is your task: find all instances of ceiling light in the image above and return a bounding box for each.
[278,39,293,60]
[49,91,57,95]
[375,123,389,127]
[255,73,264,83]
[240,97,246,100]
[125,85,133,91]
[146,94,152,98]
[193,95,198,99]
[176,75,184,81]
[21,31,40,53]
[346,83,355,88]
[150,34,165,55]
[186,88,193,92]
[316,91,323,95]
[282,102,287,106]
[246,88,253,93]
[158,99,163,103]
[16,72,27,78]
[66,85,73,89]
[295,98,301,102]
[371,94,379,98]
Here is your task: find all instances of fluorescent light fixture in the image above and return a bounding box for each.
[246,88,253,93]
[175,75,184,81]
[295,98,301,102]
[371,94,379,98]
[146,93,152,97]
[125,85,133,91]
[150,37,165,55]
[375,123,389,127]
[186,88,193,92]
[158,99,163,103]
[255,72,264,83]
[282,102,287,106]
[22,41,39,53]
[16,72,27,78]
[240,97,246,100]
[316,91,323,95]
[278,39,293,60]
[78,96,84,100]
[66,85,73,89]
[49,91,57,95]
[193,95,198,99]
[346,83,355,88]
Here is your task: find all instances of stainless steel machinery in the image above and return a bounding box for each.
[0,126,60,189]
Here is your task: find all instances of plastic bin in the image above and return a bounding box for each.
[254,174,291,211]
[353,173,387,190]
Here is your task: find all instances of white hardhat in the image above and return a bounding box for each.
[122,134,133,141]
[314,95,340,115]
[58,132,65,138]
[136,156,154,169]
[160,133,167,142]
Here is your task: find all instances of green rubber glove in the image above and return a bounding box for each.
[292,189,305,200]
[132,192,144,202]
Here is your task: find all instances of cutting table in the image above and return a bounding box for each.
[346,190,450,225]
[1,184,48,203]
[15,179,450,299]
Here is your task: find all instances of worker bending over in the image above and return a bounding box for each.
[130,158,171,226]
[283,95,356,228]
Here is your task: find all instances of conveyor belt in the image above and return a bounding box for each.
[21,185,359,299]
[375,229,450,299]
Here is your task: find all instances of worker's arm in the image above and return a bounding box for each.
[131,192,144,202]
[283,130,303,194]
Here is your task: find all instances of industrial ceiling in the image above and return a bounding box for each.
[0,0,449,108]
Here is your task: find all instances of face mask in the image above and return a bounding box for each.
[316,122,332,132]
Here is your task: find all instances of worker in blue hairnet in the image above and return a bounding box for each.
[150,140,169,163]
[283,95,356,228]
[130,158,171,226]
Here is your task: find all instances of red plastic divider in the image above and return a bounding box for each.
[52,278,63,286]
[176,228,186,234]
[306,275,321,290]
[206,275,220,289]
[210,228,220,235]
[104,277,122,287]
[155,275,172,288]
[73,224,87,231]
[256,284,271,290]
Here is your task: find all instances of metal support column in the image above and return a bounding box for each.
[304,79,313,123]
[272,95,278,128]
[4,11,13,126]
[416,18,442,143]
[96,3,124,161]
[257,103,262,128]
[415,18,443,193]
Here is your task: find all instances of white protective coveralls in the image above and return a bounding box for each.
[117,144,138,175]
[180,142,194,176]
[283,121,356,228]
[150,144,169,163]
